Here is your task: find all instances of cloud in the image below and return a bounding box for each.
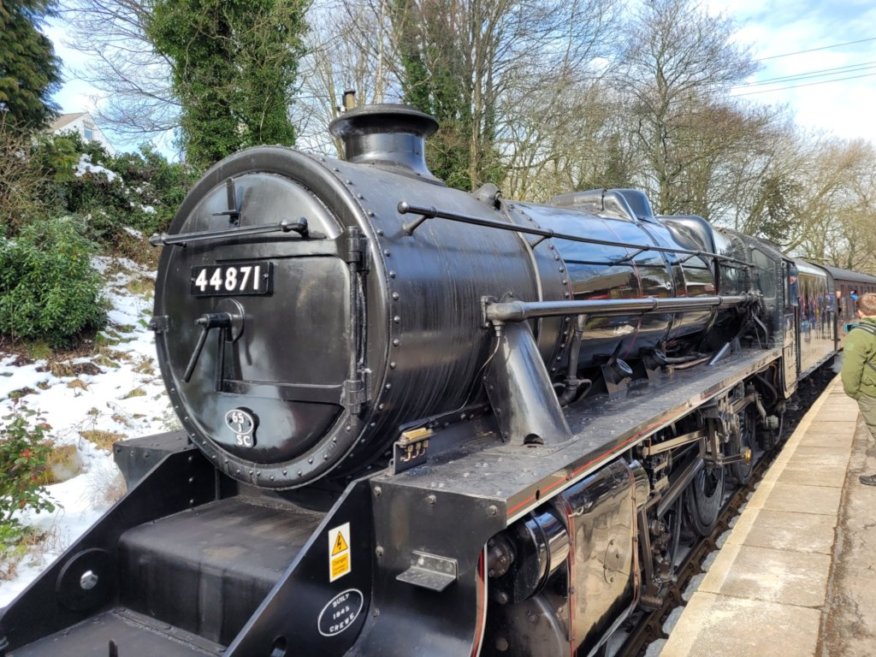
[705,0,876,144]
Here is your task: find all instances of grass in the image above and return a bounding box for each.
[0,524,58,581]
[0,336,97,364]
[96,325,136,346]
[102,259,128,278]
[48,361,102,378]
[111,323,136,334]
[8,387,36,401]
[88,470,127,508]
[25,342,53,361]
[123,387,146,399]
[125,276,154,297]
[80,430,126,451]
[97,345,132,360]
[92,354,120,369]
[35,444,82,485]
[94,332,122,347]
[132,355,155,375]
[94,347,132,369]
[111,413,132,427]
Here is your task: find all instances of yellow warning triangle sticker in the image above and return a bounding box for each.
[332,532,349,556]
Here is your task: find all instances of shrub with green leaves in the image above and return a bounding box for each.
[0,215,105,347]
[23,132,193,259]
[110,144,193,237]
[0,410,56,526]
[0,410,57,575]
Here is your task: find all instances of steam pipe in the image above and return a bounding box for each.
[485,294,755,324]
[559,314,591,406]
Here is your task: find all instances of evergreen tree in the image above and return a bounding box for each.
[0,0,61,133]
[147,0,308,169]
[389,0,498,191]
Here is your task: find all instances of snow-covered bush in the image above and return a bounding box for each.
[0,216,105,347]
[27,132,193,262]
[111,144,193,237]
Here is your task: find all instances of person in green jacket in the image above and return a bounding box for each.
[841,292,876,485]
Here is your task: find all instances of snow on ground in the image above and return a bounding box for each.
[0,256,177,606]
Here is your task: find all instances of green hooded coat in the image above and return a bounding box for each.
[841,316,876,400]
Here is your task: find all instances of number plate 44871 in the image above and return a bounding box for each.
[190,262,273,297]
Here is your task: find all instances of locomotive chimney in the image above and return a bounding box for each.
[342,89,357,111]
[329,103,441,182]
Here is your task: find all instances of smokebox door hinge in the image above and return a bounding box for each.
[343,228,368,271]
[342,374,369,414]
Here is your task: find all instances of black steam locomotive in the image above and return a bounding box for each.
[3,105,874,657]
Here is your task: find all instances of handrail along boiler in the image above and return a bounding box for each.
[1,104,870,657]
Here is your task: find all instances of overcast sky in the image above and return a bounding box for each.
[708,0,876,143]
[45,0,876,153]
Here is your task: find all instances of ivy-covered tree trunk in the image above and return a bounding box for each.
[389,0,502,191]
[147,0,308,170]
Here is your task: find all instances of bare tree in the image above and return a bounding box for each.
[844,153,876,272]
[666,100,780,220]
[61,0,179,139]
[791,138,876,268]
[56,0,876,274]
[0,117,45,230]
[294,0,400,155]
[721,118,802,240]
[292,0,622,191]
[499,80,629,200]
[380,0,622,190]
[616,0,757,214]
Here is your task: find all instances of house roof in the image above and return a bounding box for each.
[49,112,88,131]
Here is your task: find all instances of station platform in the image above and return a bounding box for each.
[656,376,876,657]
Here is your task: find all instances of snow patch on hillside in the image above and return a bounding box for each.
[0,257,177,606]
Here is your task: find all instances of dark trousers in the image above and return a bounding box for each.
[857,393,876,440]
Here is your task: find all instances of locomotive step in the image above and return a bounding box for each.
[9,607,224,657]
[117,494,325,645]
